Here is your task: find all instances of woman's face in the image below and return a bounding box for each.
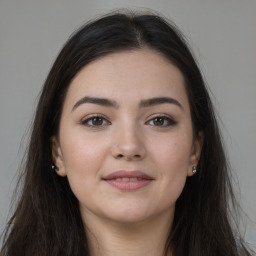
[52,49,202,225]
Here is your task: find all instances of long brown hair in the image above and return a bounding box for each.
[1,10,254,256]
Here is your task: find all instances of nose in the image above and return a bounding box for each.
[111,123,146,161]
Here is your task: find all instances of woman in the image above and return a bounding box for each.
[1,10,254,256]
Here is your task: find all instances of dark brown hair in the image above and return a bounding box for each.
[1,10,254,256]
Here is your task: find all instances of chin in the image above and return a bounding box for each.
[102,203,168,225]
[107,212,152,225]
[96,201,152,224]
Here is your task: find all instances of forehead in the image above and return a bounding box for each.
[64,49,189,109]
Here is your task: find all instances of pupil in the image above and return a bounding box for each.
[154,118,164,126]
[92,117,103,125]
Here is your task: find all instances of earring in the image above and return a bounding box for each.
[192,166,197,174]
[51,164,59,172]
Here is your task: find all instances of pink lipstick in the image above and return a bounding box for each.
[103,170,154,191]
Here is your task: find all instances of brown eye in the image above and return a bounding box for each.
[147,116,176,127]
[91,117,104,126]
[153,117,165,126]
[81,115,110,127]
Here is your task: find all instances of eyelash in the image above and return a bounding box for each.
[81,114,111,128]
[146,115,177,127]
[81,114,177,128]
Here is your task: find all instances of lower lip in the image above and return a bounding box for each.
[104,179,153,191]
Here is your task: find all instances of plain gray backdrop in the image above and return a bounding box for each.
[1,0,255,247]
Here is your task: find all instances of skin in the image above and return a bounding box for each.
[52,49,203,256]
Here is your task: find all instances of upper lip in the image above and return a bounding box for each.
[103,170,154,180]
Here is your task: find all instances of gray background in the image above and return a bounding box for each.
[1,0,255,247]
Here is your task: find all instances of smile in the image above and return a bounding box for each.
[112,177,143,181]
[103,170,154,191]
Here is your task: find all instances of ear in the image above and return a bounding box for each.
[51,136,67,177]
[187,131,204,176]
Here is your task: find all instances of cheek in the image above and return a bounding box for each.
[149,131,192,173]
[60,131,110,195]
[148,132,192,202]
[61,129,109,168]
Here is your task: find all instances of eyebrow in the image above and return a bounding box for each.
[139,97,184,110]
[72,96,184,111]
[72,96,119,111]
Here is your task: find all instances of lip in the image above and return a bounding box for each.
[103,170,154,191]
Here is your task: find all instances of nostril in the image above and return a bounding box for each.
[115,153,141,159]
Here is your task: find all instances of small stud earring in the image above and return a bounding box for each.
[192,166,197,174]
[51,165,59,172]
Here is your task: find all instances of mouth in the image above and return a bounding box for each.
[102,170,154,191]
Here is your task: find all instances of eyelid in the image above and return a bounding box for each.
[80,113,176,128]
[81,114,111,127]
[145,114,177,126]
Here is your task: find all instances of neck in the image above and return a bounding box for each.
[82,210,174,256]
